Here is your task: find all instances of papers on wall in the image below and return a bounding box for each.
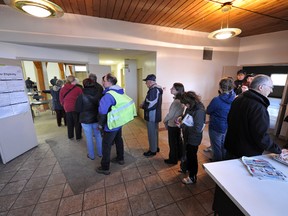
[242,156,287,182]
[0,66,29,119]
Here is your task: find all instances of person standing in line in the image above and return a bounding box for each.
[176,91,206,184]
[163,82,185,164]
[59,75,83,140]
[234,69,246,95]
[75,78,103,160]
[96,73,136,175]
[25,77,35,92]
[240,73,255,93]
[224,74,282,158]
[50,76,57,86]
[206,77,235,161]
[88,73,104,94]
[50,79,66,127]
[140,74,163,157]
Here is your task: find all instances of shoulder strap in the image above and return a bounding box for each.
[63,85,76,99]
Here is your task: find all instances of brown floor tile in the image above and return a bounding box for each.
[57,194,83,216]
[83,205,106,216]
[125,179,146,197]
[11,189,42,209]
[38,157,57,167]
[0,180,27,196]
[158,169,181,186]
[177,196,207,216]
[104,171,123,187]
[85,179,105,192]
[51,163,62,174]
[10,170,34,182]
[107,198,132,216]
[0,194,18,212]
[62,183,74,197]
[156,203,184,216]
[194,190,214,214]
[149,187,174,209]
[30,165,54,178]
[7,205,34,216]
[129,192,154,216]
[23,176,49,191]
[141,211,158,216]
[46,173,66,186]
[142,174,164,191]
[167,182,192,201]
[105,183,127,203]
[39,184,65,203]
[0,172,15,184]
[0,183,5,191]
[137,164,157,178]
[0,211,8,216]
[83,188,105,210]
[32,199,60,216]
[122,167,141,182]
[19,159,41,171]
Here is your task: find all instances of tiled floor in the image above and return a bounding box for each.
[0,110,216,216]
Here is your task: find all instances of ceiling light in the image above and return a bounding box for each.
[208,2,241,40]
[4,0,64,18]
[208,28,242,40]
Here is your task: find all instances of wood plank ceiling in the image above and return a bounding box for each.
[1,0,288,37]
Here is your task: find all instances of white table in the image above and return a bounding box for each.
[203,154,288,216]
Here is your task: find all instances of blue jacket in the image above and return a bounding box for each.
[207,91,235,133]
[98,85,124,132]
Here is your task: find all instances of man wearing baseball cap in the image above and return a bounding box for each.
[140,74,163,157]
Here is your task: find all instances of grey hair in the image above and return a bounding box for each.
[249,74,271,90]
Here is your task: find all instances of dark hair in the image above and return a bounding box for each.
[83,78,96,88]
[103,73,117,85]
[180,91,201,109]
[219,77,234,93]
[173,82,185,99]
[237,69,246,75]
[89,73,97,82]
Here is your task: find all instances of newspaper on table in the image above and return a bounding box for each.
[241,156,287,181]
[272,149,288,166]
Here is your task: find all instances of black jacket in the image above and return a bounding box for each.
[182,102,206,146]
[224,89,281,157]
[75,88,102,124]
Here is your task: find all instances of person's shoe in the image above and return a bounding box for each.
[143,150,156,157]
[111,157,125,165]
[96,166,110,175]
[203,146,212,152]
[164,159,177,164]
[157,147,160,152]
[182,176,197,184]
[87,154,95,160]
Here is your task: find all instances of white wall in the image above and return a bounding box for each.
[238,31,288,66]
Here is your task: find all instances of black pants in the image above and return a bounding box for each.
[101,128,124,170]
[66,111,82,139]
[55,109,66,126]
[186,145,198,178]
[168,126,182,162]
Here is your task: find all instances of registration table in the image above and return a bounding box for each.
[203,154,288,216]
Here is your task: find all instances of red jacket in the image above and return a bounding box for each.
[59,84,82,112]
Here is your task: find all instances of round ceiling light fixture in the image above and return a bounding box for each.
[208,28,242,40]
[4,0,64,18]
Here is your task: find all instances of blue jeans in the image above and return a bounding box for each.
[209,128,226,161]
[81,123,102,159]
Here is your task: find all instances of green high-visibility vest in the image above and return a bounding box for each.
[107,91,137,129]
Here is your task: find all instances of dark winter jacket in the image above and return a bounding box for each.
[142,83,163,122]
[224,89,281,157]
[182,102,206,146]
[50,85,63,110]
[75,88,102,124]
[207,91,236,133]
[59,83,82,112]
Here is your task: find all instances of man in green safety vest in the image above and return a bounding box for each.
[96,73,136,175]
